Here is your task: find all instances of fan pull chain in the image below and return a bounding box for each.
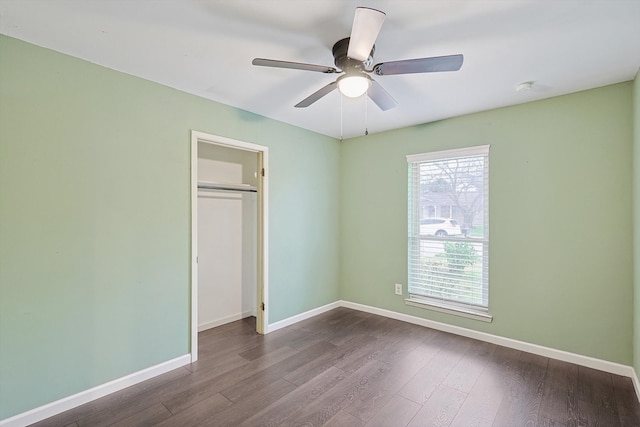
[365,90,369,136]
[340,94,343,143]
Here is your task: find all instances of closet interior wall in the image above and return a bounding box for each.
[197,142,258,331]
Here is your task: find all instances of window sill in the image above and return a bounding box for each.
[405,298,493,323]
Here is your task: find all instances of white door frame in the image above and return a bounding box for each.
[190,130,269,362]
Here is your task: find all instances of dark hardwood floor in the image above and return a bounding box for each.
[32,308,640,426]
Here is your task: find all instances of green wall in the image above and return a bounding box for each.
[340,83,634,365]
[633,70,640,379]
[0,35,340,419]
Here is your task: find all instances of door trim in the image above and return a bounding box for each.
[190,131,269,362]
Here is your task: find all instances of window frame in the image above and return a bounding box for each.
[406,145,492,322]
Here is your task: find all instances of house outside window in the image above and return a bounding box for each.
[406,145,491,321]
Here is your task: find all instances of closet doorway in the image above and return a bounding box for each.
[190,131,268,362]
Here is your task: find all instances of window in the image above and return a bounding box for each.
[406,145,490,321]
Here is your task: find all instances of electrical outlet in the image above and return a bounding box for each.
[394,283,403,295]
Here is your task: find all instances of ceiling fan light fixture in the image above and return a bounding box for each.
[253,7,463,110]
[337,73,371,98]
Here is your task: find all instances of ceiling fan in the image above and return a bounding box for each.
[252,7,463,111]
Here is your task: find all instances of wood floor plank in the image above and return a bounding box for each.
[364,395,421,427]
[194,334,262,362]
[154,394,233,427]
[292,308,370,336]
[492,351,547,427]
[449,346,519,427]
[332,335,391,374]
[283,333,377,386]
[277,359,391,427]
[326,308,372,327]
[536,417,569,427]
[576,366,619,426]
[324,410,366,427]
[371,325,439,366]
[407,384,467,427]
[365,317,423,340]
[236,328,312,361]
[288,311,379,352]
[328,313,392,346]
[285,325,349,352]
[162,345,299,415]
[195,322,261,357]
[443,340,495,393]
[450,385,503,427]
[184,352,249,378]
[107,403,172,427]
[221,341,336,402]
[398,333,471,405]
[577,366,613,403]
[612,374,640,426]
[343,342,436,421]
[239,366,347,427]
[200,378,297,426]
[538,358,579,426]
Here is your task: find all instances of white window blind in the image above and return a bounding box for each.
[407,145,490,315]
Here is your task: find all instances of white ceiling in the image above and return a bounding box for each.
[1,0,639,139]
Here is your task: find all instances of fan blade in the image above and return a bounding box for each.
[347,7,385,62]
[373,54,463,76]
[368,79,397,111]
[252,58,337,73]
[295,81,338,108]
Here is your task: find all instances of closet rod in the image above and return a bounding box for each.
[197,183,257,193]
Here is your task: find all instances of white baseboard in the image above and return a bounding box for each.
[0,354,191,427]
[266,301,341,333]
[198,311,255,332]
[340,300,635,378]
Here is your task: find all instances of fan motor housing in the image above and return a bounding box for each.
[332,37,374,71]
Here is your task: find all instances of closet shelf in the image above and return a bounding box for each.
[197,181,257,193]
